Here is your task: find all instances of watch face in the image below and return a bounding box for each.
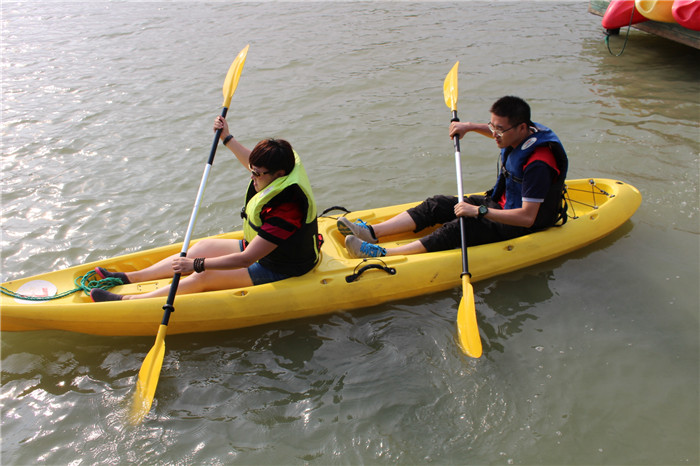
[479,205,488,215]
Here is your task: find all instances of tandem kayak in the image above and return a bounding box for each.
[1,178,641,337]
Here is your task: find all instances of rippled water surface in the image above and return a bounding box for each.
[2,2,698,464]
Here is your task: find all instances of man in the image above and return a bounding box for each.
[339,95,568,258]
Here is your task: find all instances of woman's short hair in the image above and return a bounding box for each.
[249,138,295,175]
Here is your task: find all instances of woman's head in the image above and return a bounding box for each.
[248,138,295,192]
[249,138,295,175]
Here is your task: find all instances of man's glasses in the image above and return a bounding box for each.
[487,121,519,138]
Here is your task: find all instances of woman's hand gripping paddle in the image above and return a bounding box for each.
[129,45,250,425]
[443,61,482,359]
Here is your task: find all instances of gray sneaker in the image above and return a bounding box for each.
[337,217,378,244]
[345,235,386,258]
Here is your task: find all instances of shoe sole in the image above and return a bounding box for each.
[337,219,354,237]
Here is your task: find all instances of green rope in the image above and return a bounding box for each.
[0,270,124,302]
[604,5,635,57]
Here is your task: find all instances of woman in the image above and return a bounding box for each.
[91,116,319,302]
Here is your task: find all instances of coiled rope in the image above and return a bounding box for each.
[0,270,123,302]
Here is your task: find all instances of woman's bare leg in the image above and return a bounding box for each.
[123,267,253,300]
[125,238,242,283]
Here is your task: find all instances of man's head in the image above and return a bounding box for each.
[490,96,532,127]
[489,96,534,149]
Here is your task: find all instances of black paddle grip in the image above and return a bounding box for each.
[208,107,229,165]
[451,111,461,154]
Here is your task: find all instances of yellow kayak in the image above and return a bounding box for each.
[635,0,676,23]
[0,178,641,337]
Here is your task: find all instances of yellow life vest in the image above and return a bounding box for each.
[243,151,316,242]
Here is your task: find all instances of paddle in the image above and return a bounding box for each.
[128,44,250,425]
[443,61,482,359]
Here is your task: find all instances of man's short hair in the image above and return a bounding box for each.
[490,96,533,127]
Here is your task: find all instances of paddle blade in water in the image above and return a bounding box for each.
[456,275,482,358]
[443,61,459,111]
[129,324,167,425]
[222,44,250,108]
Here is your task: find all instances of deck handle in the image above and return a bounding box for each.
[345,259,396,283]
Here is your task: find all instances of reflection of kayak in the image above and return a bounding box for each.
[1,178,641,337]
[673,0,700,31]
[636,0,676,23]
[602,0,650,29]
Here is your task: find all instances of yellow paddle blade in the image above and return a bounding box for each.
[222,44,250,108]
[443,61,459,111]
[129,324,168,425]
[456,275,482,358]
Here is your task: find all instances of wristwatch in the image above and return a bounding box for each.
[477,205,489,219]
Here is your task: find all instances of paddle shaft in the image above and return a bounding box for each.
[161,106,229,325]
[451,111,470,278]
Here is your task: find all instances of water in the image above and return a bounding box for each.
[1,2,698,464]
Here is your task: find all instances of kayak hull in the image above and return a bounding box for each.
[602,0,650,29]
[673,0,700,31]
[1,178,641,336]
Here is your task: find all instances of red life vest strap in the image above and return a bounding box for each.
[524,146,560,175]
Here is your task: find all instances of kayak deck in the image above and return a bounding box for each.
[0,178,641,336]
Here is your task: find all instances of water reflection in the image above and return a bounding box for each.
[475,219,638,355]
[586,37,699,122]
[477,271,554,354]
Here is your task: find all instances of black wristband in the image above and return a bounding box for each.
[222,134,233,146]
[193,257,205,273]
